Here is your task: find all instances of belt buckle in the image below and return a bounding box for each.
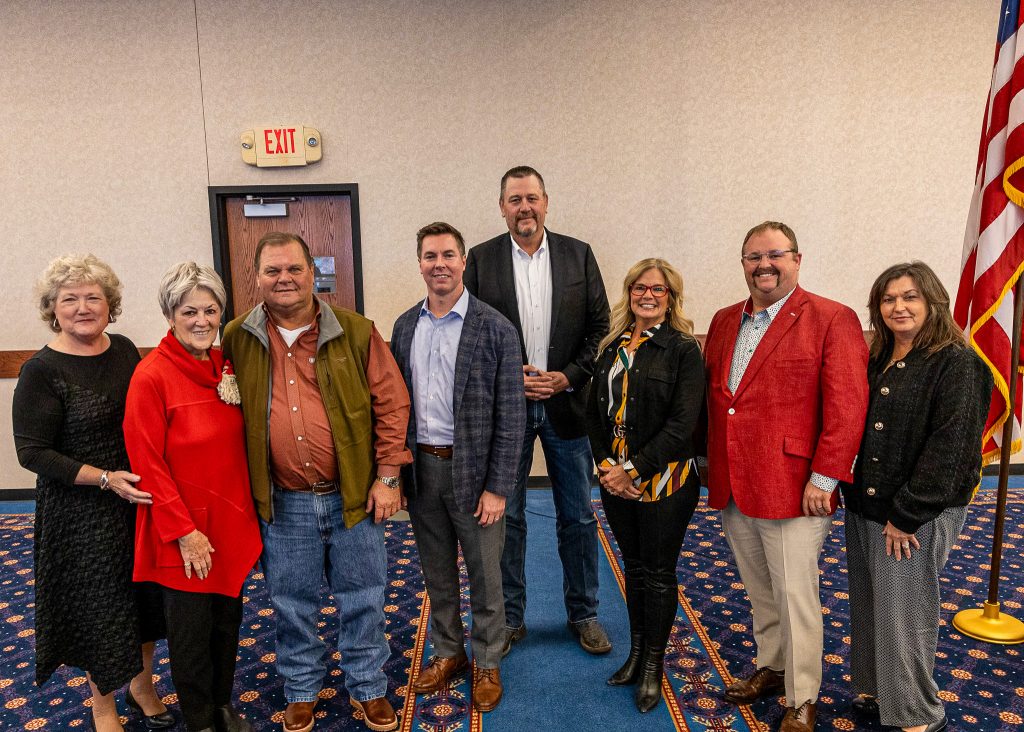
[310,480,335,495]
[612,424,626,438]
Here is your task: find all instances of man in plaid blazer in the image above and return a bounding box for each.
[390,222,526,713]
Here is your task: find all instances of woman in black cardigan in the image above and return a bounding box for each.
[843,261,992,732]
[586,258,704,713]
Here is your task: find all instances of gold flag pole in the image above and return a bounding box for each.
[953,276,1024,643]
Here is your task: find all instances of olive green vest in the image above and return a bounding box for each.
[222,300,374,527]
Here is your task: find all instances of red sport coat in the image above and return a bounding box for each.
[704,286,868,519]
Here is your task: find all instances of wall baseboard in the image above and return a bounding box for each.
[0,489,38,501]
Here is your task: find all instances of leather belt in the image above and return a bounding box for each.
[289,480,338,495]
[417,444,453,459]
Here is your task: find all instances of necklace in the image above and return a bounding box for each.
[887,349,911,370]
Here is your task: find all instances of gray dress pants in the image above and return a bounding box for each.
[845,505,967,728]
[408,452,506,668]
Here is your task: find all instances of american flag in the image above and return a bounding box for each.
[955,0,1024,464]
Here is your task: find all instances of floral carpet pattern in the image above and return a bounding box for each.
[594,489,1024,732]
[0,489,1021,730]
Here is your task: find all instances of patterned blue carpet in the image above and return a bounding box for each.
[594,486,1024,732]
[0,485,1021,730]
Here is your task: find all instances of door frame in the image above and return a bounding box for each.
[208,183,364,322]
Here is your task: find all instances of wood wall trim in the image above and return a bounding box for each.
[0,351,38,379]
[0,332,870,379]
[0,334,891,380]
[1,348,155,379]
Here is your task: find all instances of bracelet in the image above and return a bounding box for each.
[99,470,110,490]
[376,475,401,489]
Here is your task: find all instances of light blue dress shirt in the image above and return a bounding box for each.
[411,288,470,446]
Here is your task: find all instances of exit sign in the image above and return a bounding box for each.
[241,126,322,167]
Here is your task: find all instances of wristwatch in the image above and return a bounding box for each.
[99,470,110,490]
[376,475,401,489]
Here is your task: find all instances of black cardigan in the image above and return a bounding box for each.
[585,324,705,482]
[840,343,992,533]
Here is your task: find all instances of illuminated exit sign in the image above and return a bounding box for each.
[241,125,322,167]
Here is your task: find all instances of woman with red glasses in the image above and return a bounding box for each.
[586,258,704,713]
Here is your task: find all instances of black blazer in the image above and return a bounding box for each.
[586,325,705,481]
[464,229,610,439]
[840,344,992,534]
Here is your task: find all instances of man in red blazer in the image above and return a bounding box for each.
[704,222,868,732]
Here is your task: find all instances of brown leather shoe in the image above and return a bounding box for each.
[472,667,503,712]
[349,696,398,732]
[780,701,818,732]
[411,654,470,694]
[723,667,785,704]
[283,700,316,732]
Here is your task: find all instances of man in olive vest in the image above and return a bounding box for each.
[223,232,412,732]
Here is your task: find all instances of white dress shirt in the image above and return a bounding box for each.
[511,231,552,372]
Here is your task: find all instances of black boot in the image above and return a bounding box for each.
[607,633,646,685]
[636,570,676,713]
[634,647,665,713]
[214,704,253,732]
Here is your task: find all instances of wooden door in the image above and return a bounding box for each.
[211,187,361,320]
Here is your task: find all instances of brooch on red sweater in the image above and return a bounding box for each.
[218,360,241,405]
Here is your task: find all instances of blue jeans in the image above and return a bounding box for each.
[260,488,389,703]
[501,401,600,628]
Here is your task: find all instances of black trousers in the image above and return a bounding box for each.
[601,473,699,653]
[162,587,243,731]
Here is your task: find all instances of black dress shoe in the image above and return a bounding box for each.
[851,695,880,719]
[215,703,254,732]
[126,688,176,730]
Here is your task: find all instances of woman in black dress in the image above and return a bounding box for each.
[13,254,173,732]
[586,258,704,713]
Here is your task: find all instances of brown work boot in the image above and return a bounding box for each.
[411,654,470,694]
[350,696,398,732]
[780,701,817,732]
[283,700,316,732]
[723,667,785,704]
[472,667,503,712]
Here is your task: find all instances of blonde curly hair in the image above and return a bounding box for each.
[36,254,123,332]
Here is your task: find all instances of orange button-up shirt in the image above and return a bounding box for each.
[267,313,411,490]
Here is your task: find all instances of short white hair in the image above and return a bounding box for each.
[157,262,227,319]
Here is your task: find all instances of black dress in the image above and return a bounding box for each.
[12,334,164,694]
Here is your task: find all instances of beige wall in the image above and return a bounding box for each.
[0,1,999,489]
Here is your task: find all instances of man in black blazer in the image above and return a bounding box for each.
[464,166,611,656]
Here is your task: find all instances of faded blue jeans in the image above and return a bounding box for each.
[260,488,389,703]
[501,401,600,629]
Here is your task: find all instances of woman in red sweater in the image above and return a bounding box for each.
[125,262,262,732]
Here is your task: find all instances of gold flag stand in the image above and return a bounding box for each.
[953,276,1024,644]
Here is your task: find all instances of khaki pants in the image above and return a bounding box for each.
[721,499,832,707]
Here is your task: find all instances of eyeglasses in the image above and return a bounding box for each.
[741,249,797,264]
[630,284,669,297]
